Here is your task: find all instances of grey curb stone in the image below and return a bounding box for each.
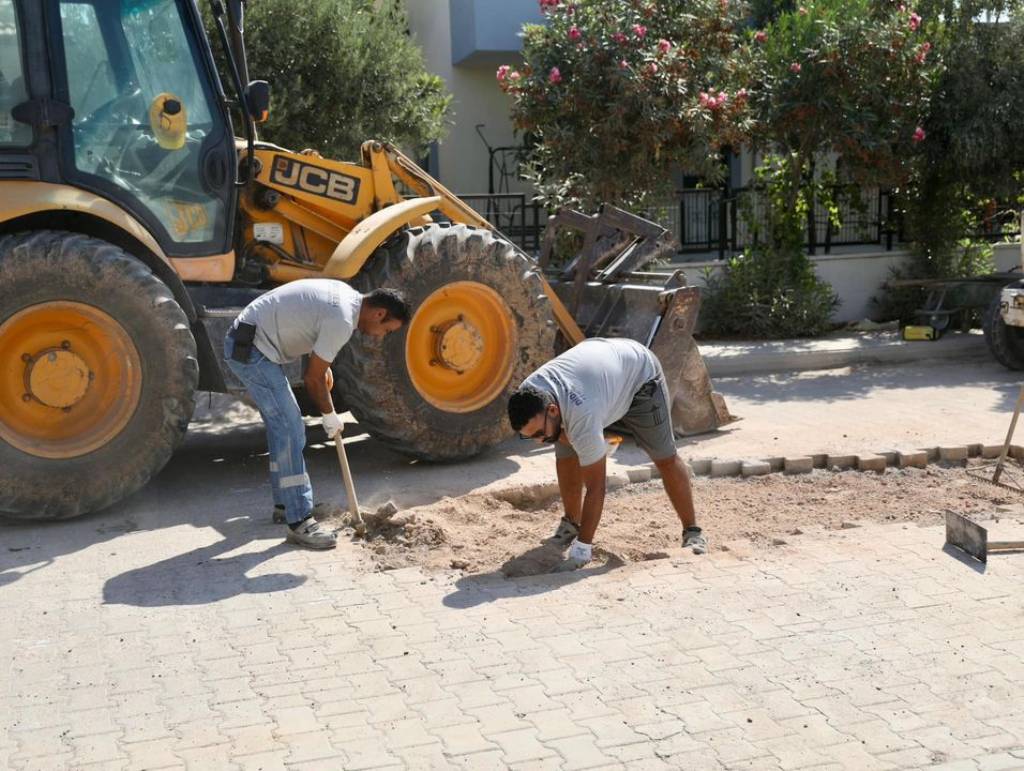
[922,446,940,461]
[784,456,814,475]
[982,444,1007,459]
[765,457,785,472]
[711,459,742,478]
[689,458,713,476]
[741,460,771,477]
[827,454,858,471]
[967,443,983,458]
[811,453,829,469]
[607,472,630,490]
[626,466,653,484]
[879,450,899,466]
[857,454,887,473]
[938,446,968,463]
[897,449,928,469]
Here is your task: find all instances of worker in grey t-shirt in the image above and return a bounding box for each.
[509,338,706,571]
[225,279,411,550]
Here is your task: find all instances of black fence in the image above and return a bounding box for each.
[658,185,901,258]
[457,190,1019,260]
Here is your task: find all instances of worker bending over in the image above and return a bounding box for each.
[225,279,410,550]
[508,337,706,571]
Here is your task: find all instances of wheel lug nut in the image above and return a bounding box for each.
[22,393,31,402]
[61,340,71,350]
[21,353,31,362]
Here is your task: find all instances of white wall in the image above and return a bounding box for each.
[673,243,1022,323]
[406,1,529,196]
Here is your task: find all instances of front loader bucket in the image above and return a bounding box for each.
[540,205,734,436]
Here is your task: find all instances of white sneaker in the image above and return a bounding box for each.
[683,527,707,555]
[286,517,337,550]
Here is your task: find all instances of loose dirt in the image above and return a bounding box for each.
[315,463,1023,577]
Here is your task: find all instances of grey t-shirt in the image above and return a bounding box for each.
[237,279,362,364]
[522,338,658,466]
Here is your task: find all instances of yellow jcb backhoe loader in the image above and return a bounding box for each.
[0,0,730,520]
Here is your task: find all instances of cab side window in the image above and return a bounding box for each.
[0,0,32,147]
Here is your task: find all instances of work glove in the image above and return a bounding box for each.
[551,538,592,573]
[548,516,580,546]
[321,412,344,440]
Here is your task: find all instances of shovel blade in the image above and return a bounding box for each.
[945,511,988,563]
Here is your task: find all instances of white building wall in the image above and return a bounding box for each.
[406,1,531,196]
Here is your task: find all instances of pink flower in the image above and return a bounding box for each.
[790,62,802,73]
[658,38,672,54]
[538,0,560,10]
[633,24,648,39]
[548,66,562,84]
[798,6,808,14]
[912,126,926,143]
[496,65,511,83]
[736,87,748,99]
[754,30,767,43]
[568,25,581,41]
[509,71,521,83]
[646,62,659,75]
[612,32,627,44]
[909,12,922,31]
[619,59,629,69]
[699,89,727,111]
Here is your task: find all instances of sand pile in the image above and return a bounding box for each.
[321,464,1021,577]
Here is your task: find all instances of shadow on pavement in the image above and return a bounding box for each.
[941,543,987,574]
[102,515,303,606]
[0,395,524,593]
[442,552,626,609]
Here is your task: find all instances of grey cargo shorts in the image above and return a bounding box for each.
[556,370,677,463]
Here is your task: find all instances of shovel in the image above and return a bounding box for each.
[945,511,1024,563]
[334,434,367,535]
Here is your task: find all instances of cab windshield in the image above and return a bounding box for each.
[59,0,226,245]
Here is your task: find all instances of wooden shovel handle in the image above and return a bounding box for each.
[334,435,360,517]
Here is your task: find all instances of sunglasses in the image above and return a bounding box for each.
[520,410,561,443]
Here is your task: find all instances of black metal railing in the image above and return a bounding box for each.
[654,185,902,258]
[456,189,1019,261]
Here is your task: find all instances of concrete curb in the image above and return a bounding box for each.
[490,442,1013,509]
[668,441,1008,481]
[702,331,989,378]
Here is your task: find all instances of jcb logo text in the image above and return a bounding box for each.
[270,157,360,204]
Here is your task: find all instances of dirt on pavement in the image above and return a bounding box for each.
[315,463,1023,577]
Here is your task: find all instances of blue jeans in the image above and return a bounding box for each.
[224,335,313,525]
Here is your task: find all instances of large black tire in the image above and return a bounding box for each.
[983,289,1024,370]
[335,223,556,460]
[0,231,198,520]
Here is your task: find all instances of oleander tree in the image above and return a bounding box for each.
[498,0,751,211]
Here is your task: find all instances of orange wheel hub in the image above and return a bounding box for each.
[0,301,142,458]
[405,281,518,413]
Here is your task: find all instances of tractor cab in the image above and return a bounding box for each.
[5,0,237,255]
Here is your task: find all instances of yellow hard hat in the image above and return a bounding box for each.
[148,92,187,150]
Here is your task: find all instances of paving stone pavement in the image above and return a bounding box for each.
[3,515,1024,770]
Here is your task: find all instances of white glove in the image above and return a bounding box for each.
[552,538,593,573]
[322,412,344,440]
